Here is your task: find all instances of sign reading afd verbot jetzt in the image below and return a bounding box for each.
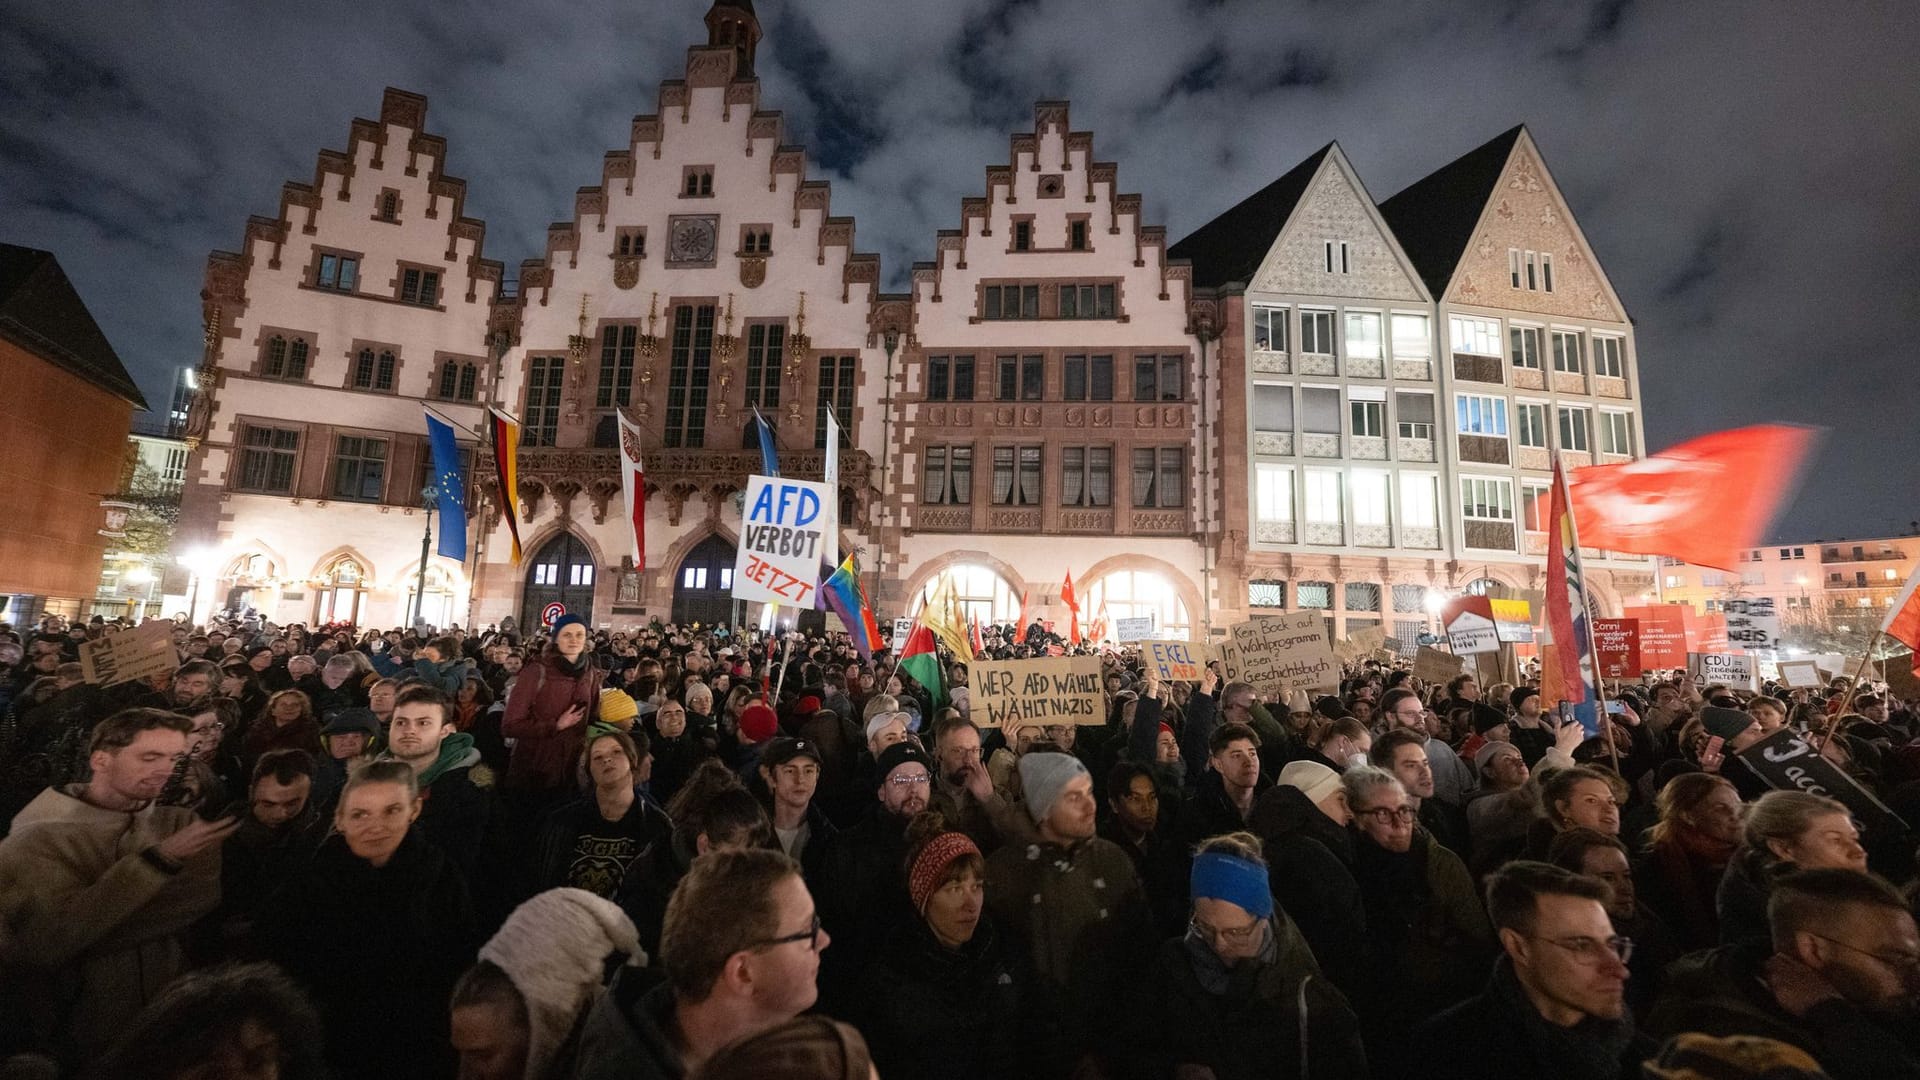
[733,475,832,607]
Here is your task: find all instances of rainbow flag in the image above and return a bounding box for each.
[488,408,525,564]
[820,553,881,659]
[1541,456,1598,732]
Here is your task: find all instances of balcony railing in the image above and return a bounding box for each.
[1822,548,1908,563]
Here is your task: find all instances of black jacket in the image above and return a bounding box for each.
[814,803,913,1014]
[1416,958,1654,1080]
[1098,812,1192,941]
[533,790,673,903]
[263,831,478,1080]
[1177,768,1268,846]
[854,915,1035,1080]
[1715,846,1783,947]
[573,965,685,1080]
[1248,784,1368,1001]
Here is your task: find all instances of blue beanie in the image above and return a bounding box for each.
[550,613,588,636]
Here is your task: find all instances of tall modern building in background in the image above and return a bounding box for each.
[174,0,1655,641]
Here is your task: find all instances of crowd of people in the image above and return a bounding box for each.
[1,607,1918,1080]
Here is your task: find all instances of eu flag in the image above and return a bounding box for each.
[425,413,469,561]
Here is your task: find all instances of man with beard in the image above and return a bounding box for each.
[377,684,492,878]
[1651,868,1920,1079]
[0,709,236,1066]
[814,741,934,1013]
[928,714,1023,852]
[218,747,327,950]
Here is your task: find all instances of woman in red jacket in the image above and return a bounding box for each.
[501,615,603,801]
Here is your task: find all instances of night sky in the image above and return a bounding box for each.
[4,1,1916,542]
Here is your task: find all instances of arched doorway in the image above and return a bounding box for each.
[673,534,737,627]
[313,555,369,625]
[403,564,460,630]
[523,532,598,628]
[910,564,1022,624]
[1086,569,1193,640]
[220,552,278,617]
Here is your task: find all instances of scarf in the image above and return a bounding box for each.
[1182,920,1278,996]
[1487,956,1639,1080]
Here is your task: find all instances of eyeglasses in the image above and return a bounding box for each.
[887,773,931,787]
[1190,914,1265,947]
[1808,933,1920,973]
[1357,806,1417,826]
[750,913,823,952]
[1530,934,1634,967]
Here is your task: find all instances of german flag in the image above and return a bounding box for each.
[488,408,525,564]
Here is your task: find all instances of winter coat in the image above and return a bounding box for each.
[1417,957,1654,1080]
[411,655,476,694]
[573,965,684,1080]
[1717,845,1788,947]
[1249,783,1369,1001]
[1098,812,1193,941]
[502,650,604,793]
[1648,942,1920,1080]
[217,801,328,952]
[1128,929,1367,1080]
[1633,838,1726,952]
[296,674,368,722]
[382,731,494,880]
[263,831,477,1080]
[0,785,222,1065]
[854,915,1035,1080]
[533,790,673,903]
[1177,768,1270,846]
[814,804,914,1013]
[1424,735,1476,807]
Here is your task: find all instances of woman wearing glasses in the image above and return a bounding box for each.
[1129,832,1367,1080]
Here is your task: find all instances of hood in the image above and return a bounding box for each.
[415,731,481,788]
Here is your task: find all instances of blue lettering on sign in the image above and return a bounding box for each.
[749,481,821,526]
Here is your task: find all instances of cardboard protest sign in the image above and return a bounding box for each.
[1413,645,1466,684]
[1444,597,1500,656]
[1738,728,1914,832]
[1214,634,1243,683]
[969,655,1104,728]
[733,476,832,606]
[1347,626,1388,655]
[1114,616,1155,643]
[79,620,177,686]
[1625,605,1689,671]
[1694,652,1755,689]
[1723,598,1780,652]
[1811,653,1848,681]
[1777,660,1824,688]
[1227,613,1338,697]
[1371,647,1398,666]
[1593,619,1641,679]
[1141,639,1207,681]
[890,617,914,653]
[1491,598,1535,643]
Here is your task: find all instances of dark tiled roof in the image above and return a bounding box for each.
[1168,144,1333,289]
[1378,125,1524,298]
[0,243,146,408]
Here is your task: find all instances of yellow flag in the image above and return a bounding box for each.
[920,572,975,663]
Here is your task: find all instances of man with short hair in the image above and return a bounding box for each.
[757,736,836,879]
[1101,760,1189,938]
[574,847,827,1078]
[0,708,237,1064]
[928,713,1022,852]
[1382,687,1475,806]
[1372,726,1467,854]
[1650,868,1920,1078]
[1218,678,1290,780]
[377,684,492,876]
[1416,860,1654,1079]
[814,741,935,1010]
[1548,828,1681,1021]
[1178,720,1269,842]
[219,747,326,947]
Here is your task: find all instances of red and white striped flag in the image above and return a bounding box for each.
[615,410,647,569]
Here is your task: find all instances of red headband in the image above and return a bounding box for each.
[908,831,982,913]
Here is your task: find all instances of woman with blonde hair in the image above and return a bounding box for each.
[1716,789,1865,946]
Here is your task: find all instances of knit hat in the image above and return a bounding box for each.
[739,703,780,744]
[1471,702,1511,735]
[1313,695,1349,722]
[1700,705,1757,741]
[597,689,638,729]
[793,695,823,716]
[1510,686,1540,713]
[1642,1034,1829,1080]
[875,741,933,789]
[320,707,380,738]
[476,888,644,1080]
[1017,751,1089,824]
[695,1016,874,1080]
[1475,740,1522,772]
[908,830,982,913]
[1277,760,1342,806]
[1157,721,1175,739]
[549,613,588,636]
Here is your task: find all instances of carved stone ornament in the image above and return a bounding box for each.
[739,255,766,289]
[613,256,640,290]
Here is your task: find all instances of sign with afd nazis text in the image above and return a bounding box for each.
[1140,639,1207,681]
[1228,612,1339,696]
[1739,727,1915,832]
[732,475,832,607]
[970,655,1105,728]
[1723,597,1780,652]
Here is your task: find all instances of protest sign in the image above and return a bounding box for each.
[732,475,831,606]
[1114,616,1155,643]
[1723,598,1780,652]
[1625,605,1688,671]
[1371,647,1398,666]
[1695,652,1755,689]
[1347,626,1388,654]
[1810,653,1848,681]
[1227,613,1338,697]
[79,620,177,686]
[969,655,1104,728]
[1777,659,1824,688]
[890,616,914,652]
[1413,645,1466,684]
[1593,619,1641,679]
[1739,728,1914,831]
[1444,597,1500,656]
[1141,639,1207,681]
[1214,634,1242,682]
[1491,598,1535,643]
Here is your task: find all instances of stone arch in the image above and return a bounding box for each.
[308,545,378,586]
[388,556,469,593]
[659,522,741,585]
[1449,564,1529,595]
[1585,573,1624,619]
[218,536,293,581]
[899,549,1030,611]
[1076,552,1205,637]
[518,521,613,576]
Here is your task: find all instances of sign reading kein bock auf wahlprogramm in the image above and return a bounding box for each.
[1228,612,1338,696]
[732,475,831,607]
[969,655,1105,728]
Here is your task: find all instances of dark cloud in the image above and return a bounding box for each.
[3,0,1916,541]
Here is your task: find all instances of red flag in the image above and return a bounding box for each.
[1565,424,1816,572]
[1061,572,1081,645]
[1013,587,1032,644]
[1882,563,1920,654]
[970,613,986,656]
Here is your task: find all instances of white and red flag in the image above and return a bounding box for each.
[615,410,647,569]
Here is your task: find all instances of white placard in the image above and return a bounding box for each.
[1698,652,1755,689]
[1446,610,1501,656]
[891,616,914,653]
[1115,616,1155,642]
[732,475,833,607]
[1723,598,1780,652]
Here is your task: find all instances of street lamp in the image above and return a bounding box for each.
[177,547,218,626]
[871,326,901,608]
[412,485,438,631]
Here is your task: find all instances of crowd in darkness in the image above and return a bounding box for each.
[2,608,1919,1080]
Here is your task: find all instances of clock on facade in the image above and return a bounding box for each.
[667,215,719,267]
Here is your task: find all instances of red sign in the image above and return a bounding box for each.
[1625,605,1688,671]
[1593,618,1642,680]
[1682,609,1729,655]
[541,602,566,627]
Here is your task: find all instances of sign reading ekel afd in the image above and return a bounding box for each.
[733,475,832,606]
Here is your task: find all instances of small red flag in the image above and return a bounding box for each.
[1061,572,1081,645]
[1013,587,1032,645]
[1566,424,1817,573]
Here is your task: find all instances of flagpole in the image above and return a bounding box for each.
[1556,453,1621,773]
[1815,629,1883,750]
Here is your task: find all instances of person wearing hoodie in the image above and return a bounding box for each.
[450,888,647,1080]
[1248,759,1368,1001]
[380,684,494,880]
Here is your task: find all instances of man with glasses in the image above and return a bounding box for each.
[814,741,935,1012]
[576,847,827,1079]
[1417,860,1653,1080]
[1380,687,1475,808]
[1650,868,1920,1078]
[929,713,1020,852]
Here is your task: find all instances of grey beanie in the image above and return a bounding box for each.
[1018,751,1090,825]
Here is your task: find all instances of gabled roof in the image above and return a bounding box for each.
[0,243,146,408]
[1378,125,1524,298]
[1168,144,1333,289]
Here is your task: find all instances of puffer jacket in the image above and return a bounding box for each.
[501,650,604,792]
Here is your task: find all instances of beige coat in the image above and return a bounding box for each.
[0,785,221,1064]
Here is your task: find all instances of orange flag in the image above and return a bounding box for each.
[1566,424,1817,572]
[1061,572,1081,645]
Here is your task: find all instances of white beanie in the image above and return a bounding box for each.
[477,888,645,1080]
